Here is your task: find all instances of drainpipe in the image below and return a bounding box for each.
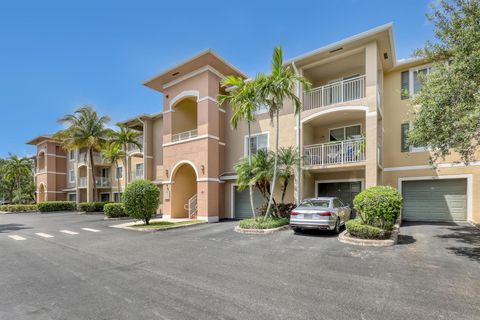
[137,117,147,180]
[292,61,302,206]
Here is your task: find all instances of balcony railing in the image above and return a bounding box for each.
[36,168,46,174]
[78,152,108,165]
[95,177,111,187]
[127,137,143,154]
[129,170,144,181]
[303,75,365,111]
[304,138,365,166]
[171,129,198,143]
[79,177,87,188]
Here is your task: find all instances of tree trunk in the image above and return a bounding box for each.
[124,143,129,185]
[89,149,97,202]
[115,160,121,202]
[247,121,256,218]
[265,109,280,220]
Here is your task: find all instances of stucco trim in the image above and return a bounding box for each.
[170,160,199,181]
[384,161,480,172]
[397,174,473,223]
[162,134,220,147]
[163,65,226,90]
[169,90,200,109]
[302,106,369,124]
[35,171,67,176]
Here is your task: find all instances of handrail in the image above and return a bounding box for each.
[304,138,365,166]
[171,129,198,143]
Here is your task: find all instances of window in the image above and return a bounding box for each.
[253,104,268,115]
[245,133,268,155]
[69,150,75,161]
[136,163,144,173]
[401,122,426,152]
[69,170,75,183]
[101,168,110,178]
[329,125,361,142]
[114,192,122,202]
[401,66,432,99]
[68,193,76,202]
[116,166,123,180]
[401,71,409,99]
[100,193,110,202]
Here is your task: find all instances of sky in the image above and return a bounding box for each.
[0,0,436,158]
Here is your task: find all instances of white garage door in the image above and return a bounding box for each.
[402,179,467,221]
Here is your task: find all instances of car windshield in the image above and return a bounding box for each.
[300,200,330,208]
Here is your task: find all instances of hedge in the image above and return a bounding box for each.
[123,180,160,225]
[239,217,289,229]
[78,202,111,212]
[104,203,127,218]
[0,204,38,213]
[346,219,390,239]
[353,186,403,230]
[37,201,77,212]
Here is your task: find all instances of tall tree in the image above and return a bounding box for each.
[109,125,143,184]
[257,46,310,219]
[3,155,33,194]
[218,76,259,217]
[409,0,480,163]
[56,106,111,202]
[102,143,125,202]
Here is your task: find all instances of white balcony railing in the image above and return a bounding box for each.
[303,75,365,111]
[79,177,87,188]
[95,177,111,187]
[304,138,365,166]
[129,170,144,181]
[127,137,143,154]
[171,129,198,143]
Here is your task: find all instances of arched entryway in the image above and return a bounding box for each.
[171,162,198,218]
[38,184,46,203]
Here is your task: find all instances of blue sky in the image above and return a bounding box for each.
[0,0,435,158]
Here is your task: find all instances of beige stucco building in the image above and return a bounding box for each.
[27,23,480,225]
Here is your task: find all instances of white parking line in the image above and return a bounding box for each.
[60,230,79,235]
[81,228,100,233]
[8,235,26,241]
[35,233,54,238]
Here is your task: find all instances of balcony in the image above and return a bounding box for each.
[303,75,365,111]
[95,177,111,188]
[171,129,198,143]
[36,168,46,174]
[129,170,144,181]
[78,152,108,166]
[79,177,87,188]
[127,137,143,154]
[304,138,365,167]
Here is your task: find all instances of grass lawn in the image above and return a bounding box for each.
[132,220,203,230]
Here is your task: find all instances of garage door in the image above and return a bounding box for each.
[234,186,265,219]
[402,179,467,221]
[317,181,362,207]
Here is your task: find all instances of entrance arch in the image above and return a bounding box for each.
[171,162,198,218]
[38,184,46,203]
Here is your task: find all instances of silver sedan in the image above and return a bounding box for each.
[289,197,351,233]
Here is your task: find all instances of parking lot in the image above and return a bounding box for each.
[1,212,479,320]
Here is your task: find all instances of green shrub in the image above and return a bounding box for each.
[353,186,403,230]
[37,201,77,212]
[0,204,38,213]
[346,219,390,239]
[238,217,289,229]
[78,202,111,212]
[104,203,127,218]
[123,180,160,225]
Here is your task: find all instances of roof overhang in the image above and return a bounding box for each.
[26,134,56,145]
[143,49,247,92]
[285,23,397,71]
[118,112,163,130]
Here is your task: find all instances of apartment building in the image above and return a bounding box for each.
[27,23,480,225]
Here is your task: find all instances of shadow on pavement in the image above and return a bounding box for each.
[436,225,480,263]
[0,224,32,233]
[293,228,340,238]
[397,234,416,245]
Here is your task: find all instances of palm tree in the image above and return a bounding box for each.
[3,154,33,194]
[277,146,302,204]
[56,106,111,202]
[218,76,259,217]
[109,125,143,184]
[257,46,310,219]
[102,143,125,201]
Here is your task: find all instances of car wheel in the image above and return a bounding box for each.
[334,218,341,234]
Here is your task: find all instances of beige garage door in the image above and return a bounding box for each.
[402,179,467,221]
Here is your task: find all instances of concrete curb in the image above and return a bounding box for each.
[338,221,401,247]
[0,211,39,214]
[234,225,291,234]
[109,219,206,232]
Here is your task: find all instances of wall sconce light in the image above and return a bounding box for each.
[201,165,205,175]
[165,169,169,178]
